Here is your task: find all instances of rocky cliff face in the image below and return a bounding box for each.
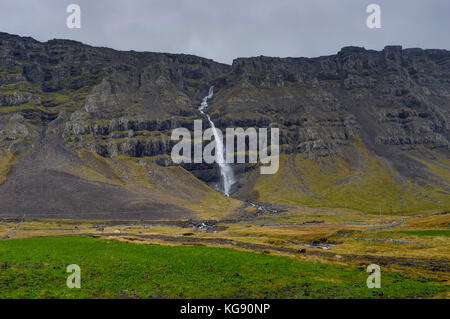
[217,46,449,153]
[0,32,449,217]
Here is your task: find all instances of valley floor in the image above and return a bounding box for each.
[0,207,448,298]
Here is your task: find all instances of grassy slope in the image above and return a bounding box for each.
[0,236,446,299]
[0,151,16,185]
[251,137,450,213]
[70,149,242,219]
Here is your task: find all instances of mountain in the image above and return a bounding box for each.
[0,32,448,219]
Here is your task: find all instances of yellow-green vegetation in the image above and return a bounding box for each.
[0,236,446,299]
[72,149,125,187]
[250,137,450,213]
[0,104,55,114]
[401,213,450,229]
[67,149,242,219]
[0,151,17,185]
[396,230,449,237]
[0,64,99,118]
[0,207,448,298]
[407,151,450,187]
[1,209,448,265]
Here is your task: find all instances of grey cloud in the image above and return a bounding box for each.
[0,0,449,64]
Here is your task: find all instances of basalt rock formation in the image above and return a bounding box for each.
[0,32,448,218]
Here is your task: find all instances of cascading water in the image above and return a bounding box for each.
[198,86,235,196]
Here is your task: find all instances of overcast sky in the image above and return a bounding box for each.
[0,0,448,64]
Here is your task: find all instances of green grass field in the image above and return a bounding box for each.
[396,230,450,237]
[0,236,446,299]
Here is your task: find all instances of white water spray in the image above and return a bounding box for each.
[198,86,235,196]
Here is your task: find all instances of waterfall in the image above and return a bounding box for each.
[198,86,235,196]
[198,86,214,113]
